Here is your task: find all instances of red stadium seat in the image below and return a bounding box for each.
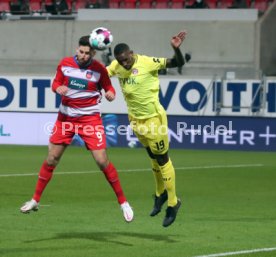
[137,0,152,8]
[185,0,196,6]
[154,0,168,8]
[0,0,11,12]
[246,0,251,7]
[73,0,87,11]
[44,0,55,5]
[170,0,184,8]
[29,0,43,12]
[253,0,269,12]
[206,0,218,7]
[219,0,234,8]
[120,0,137,8]
[109,0,121,8]
[63,0,72,13]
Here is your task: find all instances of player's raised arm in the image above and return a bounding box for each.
[166,31,187,69]
[171,31,187,49]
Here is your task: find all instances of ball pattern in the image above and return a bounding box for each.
[89,27,113,50]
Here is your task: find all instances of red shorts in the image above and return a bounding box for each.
[50,114,106,150]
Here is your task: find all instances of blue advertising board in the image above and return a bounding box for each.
[103,114,276,152]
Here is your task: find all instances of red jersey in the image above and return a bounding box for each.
[52,56,115,118]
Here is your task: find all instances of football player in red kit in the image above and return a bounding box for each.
[20,35,134,223]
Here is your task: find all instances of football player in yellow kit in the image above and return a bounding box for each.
[107,31,187,227]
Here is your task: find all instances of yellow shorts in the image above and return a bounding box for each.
[129,107,169,155]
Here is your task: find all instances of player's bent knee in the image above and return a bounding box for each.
[155,152,169,166]
[146,147,155,159]
[95,158,109,170]
[46,155,60,166]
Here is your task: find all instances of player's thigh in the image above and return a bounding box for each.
[78,119,107,150]
[131,130,148,147]
[146,115,169,155]
[131,115,169,154]
[148,131,169,155]
[50,120,75,145]
[129,118,148,147]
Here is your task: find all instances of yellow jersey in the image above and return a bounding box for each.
[107,54,167,119]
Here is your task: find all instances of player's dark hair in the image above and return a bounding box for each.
[79,35,92,49]
[114,43,130,56]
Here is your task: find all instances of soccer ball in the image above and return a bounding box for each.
[89,27,113,50]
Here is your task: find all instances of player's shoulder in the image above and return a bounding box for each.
[137,54,165,64]
[108,59,120,70]
[60,56,74,64]
[90,59,106,70]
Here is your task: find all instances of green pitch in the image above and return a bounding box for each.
[0,145,276,257]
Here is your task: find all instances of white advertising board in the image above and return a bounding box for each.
[0,76,276,117]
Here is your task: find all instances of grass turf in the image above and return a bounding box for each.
[0,145,276,257]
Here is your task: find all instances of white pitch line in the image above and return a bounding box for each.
[192,247,276,257]
[0,164,264,178]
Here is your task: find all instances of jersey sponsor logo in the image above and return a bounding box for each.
[62,66,100,82]
[119,77,137,85]
[132,68,138,75]
[68,78,88,90]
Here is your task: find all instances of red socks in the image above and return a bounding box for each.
[33,161,55,202]
[102,162,127,204]
[32,161,126,205]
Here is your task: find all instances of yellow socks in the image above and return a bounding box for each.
[150,159,165,196]
[159,159,178,207]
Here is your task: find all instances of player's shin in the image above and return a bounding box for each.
[102,162,127,204]
[159,159,178,207]
[151,159,165,196]
[33,160,55,202]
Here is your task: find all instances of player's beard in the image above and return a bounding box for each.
[77,56,92,68]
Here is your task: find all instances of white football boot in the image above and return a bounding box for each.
[120,201,134,222]
[20,199,39,213]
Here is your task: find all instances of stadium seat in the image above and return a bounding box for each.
[120,0,137,8]
[29,0,43,12]
[137,0,152,8]
[185,0,195,6]
[109,0,121,8]
[154,0,169,8]
[44,0,55,6]
[72,0,87,11]
[0,0,11,13]
[64,0,73,13]
[219,0,234,8]
[246,0,251,7]
[206,0,218,7]
[253,0,269,12]
[170,0,184,8]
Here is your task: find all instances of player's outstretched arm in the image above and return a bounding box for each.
[171,31,187,49]
[166,30,187,69]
